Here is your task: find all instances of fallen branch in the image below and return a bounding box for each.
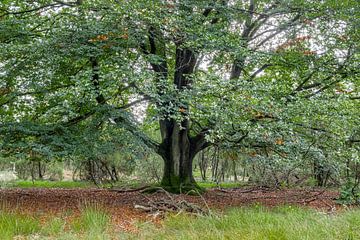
[134,199,208,216]
[134,187,210,217]
[109,185,150,193]
[216,186,275,194]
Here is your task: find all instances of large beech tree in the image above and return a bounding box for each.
[0,0,359,191]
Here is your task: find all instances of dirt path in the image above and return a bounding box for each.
[0,187,340,231]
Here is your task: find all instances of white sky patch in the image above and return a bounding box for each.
[130,96,148,123]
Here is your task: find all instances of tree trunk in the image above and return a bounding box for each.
[157,116,209,193]
[314,160,327,187]
[144,25,210,192]
[232,159,237,182]
[199,149,207,181]
[38,161,43,179]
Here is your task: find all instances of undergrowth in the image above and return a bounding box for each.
[0,204,360,239]
[130,206,360,240]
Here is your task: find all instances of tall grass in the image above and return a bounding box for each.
[0,205,360,239]
[131,206,360,240]
[0,205,111,240]
[0,211,40,240]
[72,205,110,233]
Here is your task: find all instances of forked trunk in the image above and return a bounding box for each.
[145,27,208,192]
[158,119,205,193]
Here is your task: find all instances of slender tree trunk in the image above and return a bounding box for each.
[199,149,207,181]
[314,160,325,187]
[38,161,43,179]
[212,147,219,182]
[112,166,119,181]
[232,159,237,181]
[31,161,35,183]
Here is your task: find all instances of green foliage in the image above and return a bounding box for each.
[47,161,64,181]
[133,153,163,183]
[337,181,360,205]
[0,0,359,189]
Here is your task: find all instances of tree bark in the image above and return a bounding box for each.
[158,118,208,192]
[143,24,210,192]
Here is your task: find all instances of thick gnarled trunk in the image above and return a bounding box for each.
[145,24,208,192]
[158,119,206,192]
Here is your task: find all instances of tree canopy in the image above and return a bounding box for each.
[0,0,359,192]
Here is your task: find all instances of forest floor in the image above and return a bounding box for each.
[0,186,340,232]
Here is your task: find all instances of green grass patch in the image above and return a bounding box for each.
[0,211,40,240]
[6,180,94,188]
[40,217,67,237]
[72,205,111,234]
[0,206,112,239]
[4,179,153,190]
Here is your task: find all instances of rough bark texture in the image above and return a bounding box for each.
[156,44,208,192]
[145,28,209,192]
[159,119,194,192]
[141,6,224,192]
[157,118,209,193]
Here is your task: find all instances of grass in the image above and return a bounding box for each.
[2,179,152,189]
[2,179,246,190]
[5,180,94,188]
[132,206,360,240]
[0,205,112,240]
[1,205,360,239]
[72,205,111,234]
[0,211,40,240]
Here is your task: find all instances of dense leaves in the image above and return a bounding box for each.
[0,0,359,189]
